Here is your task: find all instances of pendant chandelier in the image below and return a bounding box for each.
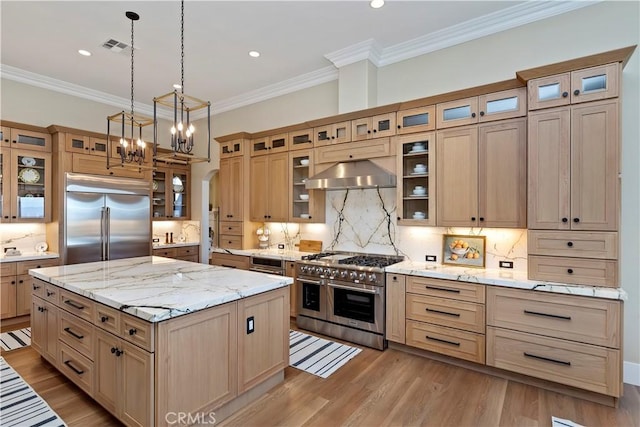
[106,11,154,170]
[153,0,211,165]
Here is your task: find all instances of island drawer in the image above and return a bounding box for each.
[59,289,94,323]
[59,341,94,395]
[153,247,178,258]
[31,277,46,298]
[407,276,485,303]
[17,258,59,275]
[220,221,243,235]
[1,262,17,277]
[94,305,121,335]
[486,287,620,348]
[210,252,250,270]
[43,283,60,304]
[406,294,485,333]
[487,327,620,397]
[121,312,154,352]
[528,255,617,288]
[406,320,485,364]
[177,245,199,257]
[59,310,94,360]
[528,231,618,259]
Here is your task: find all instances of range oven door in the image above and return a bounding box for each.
[327,281,383,334]
[297,277,327,320]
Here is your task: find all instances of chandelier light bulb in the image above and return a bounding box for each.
[137,138,145,148]
[120,138,127,148]
[186,129,192,138]
[177,122,184,132]
[170,126,176,135]
[188,124,195,133]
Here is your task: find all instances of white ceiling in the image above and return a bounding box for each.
[1,1,596,117]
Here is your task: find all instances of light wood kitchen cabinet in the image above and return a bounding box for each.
[210,252,250,270]
[528,63,619,110]
[385,273,406,344]
[250,133,289,156]
[313,121,351,146]
[3,126,52,152]
[396,105,435,134]
[250,152,288,222]
[288,128,314,151]
[396,132,436,225]
[65,133,109,157]
[528,100,618,231]
[436,96,479,129]
[351,113,396,141]
[437,89,526,129]
[31,296,58,365]
[0,126,10,147]
[219,138,247,159]
[437,118,526,228]
[152,164,190,220]
[72,153,150,180]
[1,149,52,223]
[289,149,324,223]
[219,157,244,221]
[286,261,297,318]
[315,137,392,164]
[152,245,200,263]
[1,276,17,319]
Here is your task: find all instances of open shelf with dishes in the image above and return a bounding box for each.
[396,132,436,225]
[288,149,324,222]
[152,164,190,220]
[2,150,52,222]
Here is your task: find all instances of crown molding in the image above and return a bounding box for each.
[324,39,384,68]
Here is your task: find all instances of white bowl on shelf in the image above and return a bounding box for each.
[299,194,309,200]
[412,186,426,196]
[412,211,426,220]
[413,164,427,173]
[300,213,310,219]
[300,159,310,166]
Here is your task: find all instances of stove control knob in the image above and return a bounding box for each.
[340,270,348,279]
[315,267,323,275]
[358,272,367,281]
[368,273,377,283]
[300,266,307,273]
[323,268,332,276]
[331,269,339,277]
[349,271,358,280]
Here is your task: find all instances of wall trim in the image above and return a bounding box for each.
[624,361,640,386]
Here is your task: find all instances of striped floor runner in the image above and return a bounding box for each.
[0,356,66,426]
[0,328,31,352]
[289,330,362,379]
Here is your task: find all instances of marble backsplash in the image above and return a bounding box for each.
[264,188,528,271]
[152,220,200,244]
[0,223,49,254]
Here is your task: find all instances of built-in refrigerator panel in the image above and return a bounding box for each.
[66,191,105,265]
[106,193,150,260]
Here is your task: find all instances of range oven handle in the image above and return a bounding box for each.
[249,267,283,275]
[297,278,322,285]
[327,282,379,295]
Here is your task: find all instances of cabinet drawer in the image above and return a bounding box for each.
[178,255,199,263]
[59,341,94,395]
[406,294,485,333]
[219,235,243,250]
[94,304,121,336]
[406,320,485,364]
[314,137,391,163]
[43,283,60,304]
[177,245,199,257]
[407,276,485,304]
[486,287,620,348]
[210,252,250,270]
[59,310,94,359]
[59,289,94,322]
[528,230,617,259]
[153,247,178,258]
[17,258,59,275]
[1,262,17,277]
[31,278,46,298]
[220,221,243,235]
[121,312,154,352]
[528,255,617,288]
[487,327,620,397]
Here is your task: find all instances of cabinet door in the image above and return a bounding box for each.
[351,114,396,141]
[478,88,527,122]
[385,274,406,344]
[94,329,119,414]
[11,150,51,222]
[15,274,31,316]
[396,106,435,134]
[9,128,51,152]
[0,148,11,221]
[289,150,323,222]
[1,276,17,319]
[120,341,154,427]
[65,133,91,155]
[314,122,351,146]
[528,73,571,110]
[0,126,10,147]
[267,152,289,222]
[250,136,270,157]
[171,169,190,219]
[220,138,245,158]
[436,97,479,129]
[89,137,110,157]
[268,133,290,154]
[289,128,314,151]
[528,107,571,230]
[478,118,527,228]
[152,169,168,219]
[570,100,619,231]
[43,301,58,363]
[571,63,619,104]
[436,126,478,227]
[250,156,269,221]
[396,132,436,225]
[31,297,45,354]
[351,117,371,141]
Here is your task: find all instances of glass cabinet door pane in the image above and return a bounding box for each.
[15,154,46,219]
[486,96,518,114]
[271,137,286,149]
[69,137,86,150]
[403,113,429,128]
[152,171,166,218]
[316,129,329,142]
[377,119,391,132]
[581,74,607,93]
[443,105,471,121]
[538,83,561,101]
[14,133,47,148]
[172,173,188,218]
[93,140,108,155]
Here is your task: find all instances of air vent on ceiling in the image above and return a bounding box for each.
[102,38,131,54]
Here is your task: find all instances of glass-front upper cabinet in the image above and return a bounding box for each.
[0,148,11,219]
[172,172,189,219]
[152,166,190,220]
[436,97,479,129]
[8,149,51,222]
[478,87,527,122]
[7,128,51,152]
[314,121,351,146]
[289,128,314,151]
[152,169,167,219]
[351,113,396,141]
[396,132,436,226]
[289,150,324,223]
[219,138,246,159]
[65,134,108,157]
[396,106,435,134]
[1,127,10,148]
[528,74,571,110]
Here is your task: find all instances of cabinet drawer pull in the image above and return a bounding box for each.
[64,299,85,310]
[523,310,571,321]
[129,328,137,336]
[524,352,571,366]
[425,308,460,317]
[101,315,109,323]
[33,284,41,290]
[63,327,84,340]
[221,264,237,269]
[64,359,85,375]
[425,285,461,294]
[567,241,573,247]
[562,91,569,98]
[46,290,55,297]
[426,335,460,347]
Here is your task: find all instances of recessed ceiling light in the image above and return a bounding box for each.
[249,50,260,58]
[78,49,92,57]
[370,0,384,9]
[173,83,182,89]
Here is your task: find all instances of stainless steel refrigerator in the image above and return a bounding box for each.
[65,173,151,265]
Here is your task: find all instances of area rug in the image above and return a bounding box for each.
[0,356,67,426]
[289,330,362,379]
[0,328,31,352]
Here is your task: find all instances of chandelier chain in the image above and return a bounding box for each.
[130,15,135,116]
[180,0,184,95]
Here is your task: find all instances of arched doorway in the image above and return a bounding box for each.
[199,168,219,263]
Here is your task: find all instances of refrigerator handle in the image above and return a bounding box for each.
[100,207,106,260]
[105,207,111,260]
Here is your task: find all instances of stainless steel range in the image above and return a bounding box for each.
[296,251,404,350]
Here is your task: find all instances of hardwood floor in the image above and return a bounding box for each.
[1,323,638,427]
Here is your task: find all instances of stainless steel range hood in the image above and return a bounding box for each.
[305,160,396,190]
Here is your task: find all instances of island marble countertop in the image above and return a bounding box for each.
[210,247,315,262]
[0,252,59,263]
[152,242,200,249]
[386,261,627,301]
[29,256,293,322]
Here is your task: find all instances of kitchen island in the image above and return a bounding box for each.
[29,256,292,427]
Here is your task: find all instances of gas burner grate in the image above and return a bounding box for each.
[338,255,402,268]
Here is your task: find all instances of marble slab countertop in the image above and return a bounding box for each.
[29,256,293,322]
[210,247,315,262]
[152,242,200,249]
[0,252,60,263]
[386,261,627,301]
